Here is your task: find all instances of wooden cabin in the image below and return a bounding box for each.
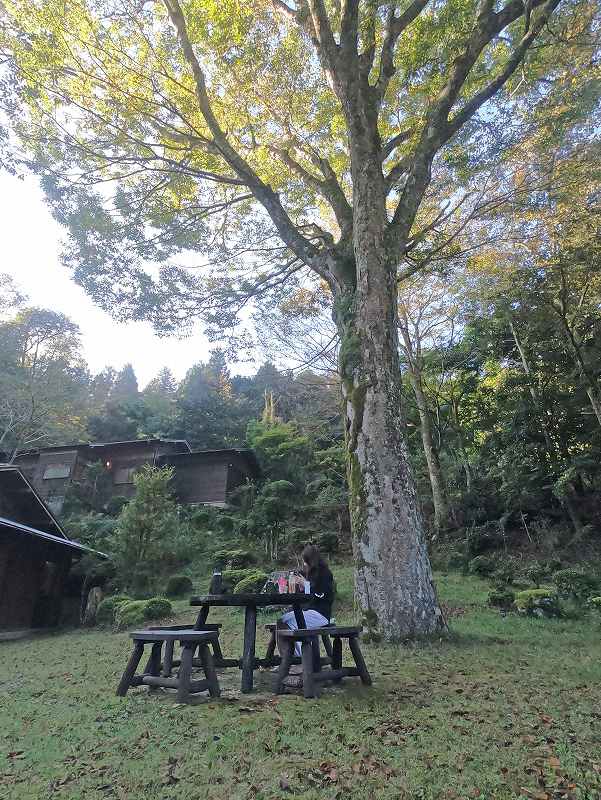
[159,449,260,507]
[0,467,104,634]
[9,439,259,513]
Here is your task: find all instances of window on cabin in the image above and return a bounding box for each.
[42,463,71,480]
[113,466,136,485]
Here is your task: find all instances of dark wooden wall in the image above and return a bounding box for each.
[0,529,72,630]
[170,461,229,506]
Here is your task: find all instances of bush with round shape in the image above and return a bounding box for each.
[525,562,546,588]
[491,561,516,586]
[514,588,561,618]
[143,597,172,620]
[115,600,147,630]
[468,555,496,577]
[222,567,261,589]
[588,596,601,615]
[487,588,515,610]
[233,570,269,594]
[165,574,193,597]
[553,569,599,602]
[96,595,132,626]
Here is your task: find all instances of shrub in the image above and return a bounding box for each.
[491,561,516,586]
[588,596,601,615]
[165,575,193,597]
[143,597,172,620]
[96,595,132,626]
[233,569,269,594]
[213,549,257,569]
[553,569,599,602]
[115,600,147,630]
[525,562,546,588]
[222,568,261,589]
[468,555,496,577]
[487,588,515,610]
[466,523,505,556]
[514,588,561,618]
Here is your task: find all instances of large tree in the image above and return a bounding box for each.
[1,0,594,636]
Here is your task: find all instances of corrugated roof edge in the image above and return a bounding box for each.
[10,438,192,455]
[0,464,69,540]
[158,448,261,476]
[0,516,109,558]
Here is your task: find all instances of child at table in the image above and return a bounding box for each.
[277,543,335,660]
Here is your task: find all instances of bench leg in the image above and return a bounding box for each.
[273,640,293,694]
[265,630,277,662]
[211,637,224,665]
[199,643,221,698]
[147,642,162,692]
[301,640,319,698]
[163,640,175,677]
[348,637,372,686]
[332,637,343,683]
[177,643,194,703]
[321,634,333,659]
[116,642,144,697]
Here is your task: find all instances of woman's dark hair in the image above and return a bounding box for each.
[302,543,328,581]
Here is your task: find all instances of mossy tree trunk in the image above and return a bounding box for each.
[333,139,444,640]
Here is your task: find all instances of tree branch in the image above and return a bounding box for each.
[268,145,353,237]
[374,0,430,102]
[163,0,332,281]
[381,128,413,161]
[446,0,562,137]
[387,0,561,255]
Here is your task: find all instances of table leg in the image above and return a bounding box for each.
[292,603,307,629]
[241,604,257,693]
[194,605,210,630]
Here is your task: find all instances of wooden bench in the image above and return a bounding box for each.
[264,622,333,663]
[147,623,230,674]
[274,626,372,699]
[116,629,221,703]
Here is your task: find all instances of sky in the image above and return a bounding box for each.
[0,171,220,388]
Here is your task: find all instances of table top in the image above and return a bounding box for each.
[190,593,314,607]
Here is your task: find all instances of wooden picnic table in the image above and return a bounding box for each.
[190,593,314,693]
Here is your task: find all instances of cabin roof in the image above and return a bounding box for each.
[0,466,108,557]
[159,448,261,478]
[0,465,68,539]
[0,516,106,556]
[10,438,192,456]
[87,438,191,451]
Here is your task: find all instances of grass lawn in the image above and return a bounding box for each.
[1,568,600,800]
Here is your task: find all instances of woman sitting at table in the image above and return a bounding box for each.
[277,543,335,661]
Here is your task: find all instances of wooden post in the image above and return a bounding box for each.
[163,640,175,677]
[273,639,293,694]
[146,642,162,692]
[116,642,144,696]
[241,604,257,693]
[199,643,221,698]
[176,644,194,703]
[348,637,372,685]
[292,602,306,628]
[194,605,210,629]
[301,640,318,698]
[332,637,343,683]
